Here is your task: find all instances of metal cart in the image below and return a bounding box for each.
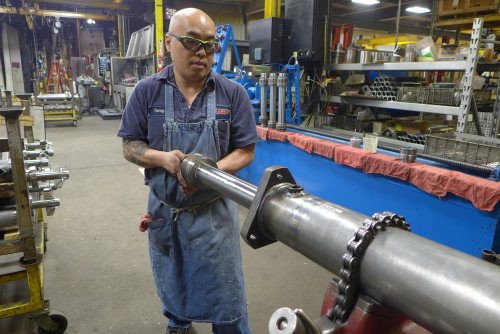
[37,92,78,127]
[0,106,68,333]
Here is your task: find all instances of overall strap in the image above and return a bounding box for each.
[164,84,175,123]
[206,88,216,121]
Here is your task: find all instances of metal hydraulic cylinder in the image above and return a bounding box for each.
[0,210,17,230]
[25,159,50,168]
[268,73,277,129]
[276,73,287,131]
[27,170,70,183]
[24,149,54,159]
[31,199,60,209]
[180,153,500,334]
[259,73,269,127]
[25,140,49,151]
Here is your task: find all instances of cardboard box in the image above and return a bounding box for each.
[393,118,428,134]
[439,0,499,15]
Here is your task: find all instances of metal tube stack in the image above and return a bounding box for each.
[367,77,399,101]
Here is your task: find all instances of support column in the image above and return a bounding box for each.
[264,0,281,18]
[117,14,124,57]
[155,0,164,72]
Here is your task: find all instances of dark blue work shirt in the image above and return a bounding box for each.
[117,65,258,180]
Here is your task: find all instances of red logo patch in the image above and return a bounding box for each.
[216,108,231,116]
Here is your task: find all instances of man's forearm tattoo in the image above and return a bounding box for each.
[122,139,150,167]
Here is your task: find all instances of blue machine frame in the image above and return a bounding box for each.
[281,63,301,124]
[212,24,242,76]
[239,130,500,258]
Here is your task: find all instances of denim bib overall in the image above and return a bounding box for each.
[146,83,247,324]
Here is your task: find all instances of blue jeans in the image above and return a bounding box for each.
[168,313,252,334]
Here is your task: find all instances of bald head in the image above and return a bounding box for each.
[165,8,216,83]
[169,8,215,35]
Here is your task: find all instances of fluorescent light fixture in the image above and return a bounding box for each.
[406,6,431,13]
[352,0,380,4]
[86,18,96,24]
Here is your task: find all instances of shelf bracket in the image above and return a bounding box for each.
[457,18,483,133]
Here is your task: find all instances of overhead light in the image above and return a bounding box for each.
[352,0,380,4]
[86,18,96,24]
[406,6,431,13]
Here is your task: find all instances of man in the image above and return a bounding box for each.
[117,8,257,334]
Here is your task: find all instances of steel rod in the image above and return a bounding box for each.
[180,154,500,334]
[277,73,287,131]
[181,154,257,208]
[268,73,277,129]
[259,73,268,127]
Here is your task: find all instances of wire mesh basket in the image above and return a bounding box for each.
[318,114,373,132]
[428,85,461,106]
[399,83,428,104]
[473,89,492,104]
[424,132,500,166]
[319,113,345,128]
[327,83,347,96]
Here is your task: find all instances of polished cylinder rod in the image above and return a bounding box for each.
[181,154,256,208]
[25,159,50,168]
[268,73,277,129]
[259,73,269,127]
[27,170,70,182]
[180,154,500,334]
[0,210,17,229]
[276,73,287,131]
[31,198,60,209]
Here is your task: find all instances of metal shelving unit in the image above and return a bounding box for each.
[329,61,467,72]
[324,95,460,116]
[325,18,484,134]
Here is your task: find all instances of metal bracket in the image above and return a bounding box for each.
[241,166,296,249]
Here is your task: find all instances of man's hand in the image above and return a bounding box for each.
[159,150,185,175]
[122,139,185,174]
[177,170,197,195]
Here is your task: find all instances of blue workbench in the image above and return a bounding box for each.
[239,130,500,258]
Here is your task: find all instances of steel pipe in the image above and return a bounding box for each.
[180,154,500,334]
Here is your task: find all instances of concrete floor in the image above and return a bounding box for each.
[0,115,332,334]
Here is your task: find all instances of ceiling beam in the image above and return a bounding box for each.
[379,15,432,23]
[0,6,115,21]
[29,0,129,11]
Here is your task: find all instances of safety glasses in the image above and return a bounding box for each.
[168,33,220,54]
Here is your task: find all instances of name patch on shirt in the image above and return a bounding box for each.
[149,108,165,117]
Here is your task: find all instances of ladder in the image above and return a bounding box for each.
[46,61,62,93]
